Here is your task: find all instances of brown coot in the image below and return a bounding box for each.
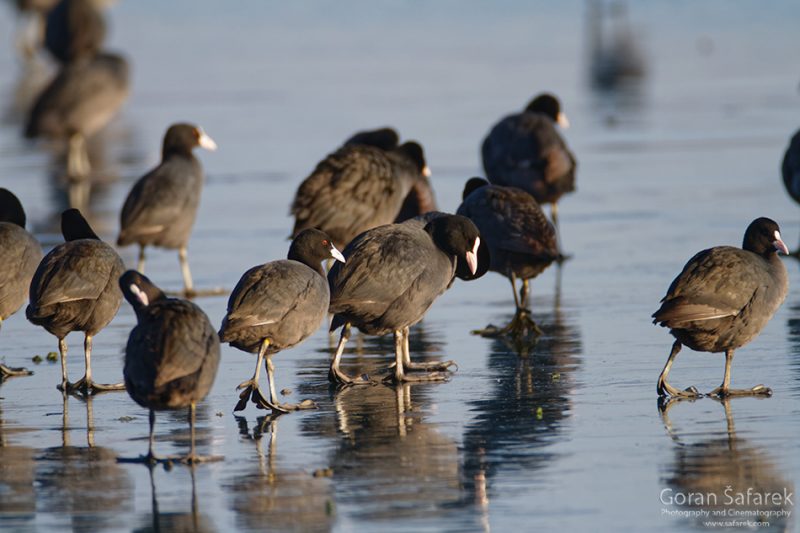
[0,189,43,378]
[653,218,789,398]
[24,51,129,207]
[27,208,125,394]
[291,138,429,250]
[117,123,217,296]
[328,214,485,384]
[481,93,575,245]
[457,178,559,338]
[781,128,800,254]
[119,270,220,464]
[220,228,345,413]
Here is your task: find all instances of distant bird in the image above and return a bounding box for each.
[120,271,220,464]
[291,136,430,250]
[44,0,106,64]
[653,218,788,398]
[117,123,217,296]
[586,0,647,90]
[27,208,125,394]
[457,178,559,338]
[341,126,437,223]
[328,214,485,384]
[24,51,129,207]
[481,93,575,248]
[219,228,345,413]
[0,189,43,379]
[781,128,800,255]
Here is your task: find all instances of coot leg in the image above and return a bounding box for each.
[385,328,449,383]
[0,363,33,378]
[118,410,168,464]
[708,349,772,398]
[398,326,456,372]
[67,133,90,178]
[520,279,530,309]
[66,334,125,394]
[137,244,146,273]
[329,323,371,385]
[264,354,316,412]
[472,274,543,339]
[180,403,223,464]
[56,337,69,391]
[656,341,701,398]
[234,338,273,412]
[178,247,194,297]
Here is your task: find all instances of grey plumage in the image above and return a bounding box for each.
[0,190,43,324]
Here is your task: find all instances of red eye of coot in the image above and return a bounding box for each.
[322,240,329,246]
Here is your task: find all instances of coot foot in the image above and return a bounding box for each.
[327,366,373,386]
[708,384,773,398]
[472,308,543,339]
[0,363,33,379]
[178,453,224,465]
[118,452,173,466]
[59,376,125,395]
[656,378,701,399]
[387,359,458,372]
[383,371,450,384]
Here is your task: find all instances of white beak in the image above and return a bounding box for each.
[422,165,431,178]
[465,236,480,275]
[557,112,570,129]
[774,230,789,255]
[330,245,346,264]
[198,128,218,151]
[130,284,148,306]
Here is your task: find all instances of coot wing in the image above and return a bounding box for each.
[154,302,218,388]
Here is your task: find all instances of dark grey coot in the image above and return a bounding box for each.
[219,228,345,413]
[781,128,800,254]
[653,218,789,398]
[119,270,220,464]
[342,126,437,224]
[44,0,106,64]
[457,178,560,338]
[291,136,430,250]
[0,189,43,379]
[328,214,486,384]
[481,93,575,245]
[26,208,125,394]
[117,123,217,296]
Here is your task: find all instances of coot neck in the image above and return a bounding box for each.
[287,249,325,277]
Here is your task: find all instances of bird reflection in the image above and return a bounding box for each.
[0,402,37,528]
[784,302,800,393]
[225,416,334,532]
[132,466,214,533]
[35,394,134,530]
[458,288,581,522]
[658,399,794,531]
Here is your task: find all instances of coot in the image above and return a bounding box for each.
[25,51,129,207]
[481,93,575,242]
[653,218,788,398]
[457,178,559,338]
[44,0,106,64]
[328,214,484,384]
[0,189,43,378]
[343,127,400,151]
[27,208,125,394]
[120,270,220,464]
[220,228,345,413]
[781,128,800,254]
[117,123,217,296]
[291,139,429,250]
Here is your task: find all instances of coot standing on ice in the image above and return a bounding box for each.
[27,209,125,394]
[653,218,789,398]
[481,93,575,248]
[219,229,345,413]
[328,214,484,384]
[119,271,220,464]
[457,178,559,338]
[291,137,429,250]
[0,189,43,378]
[117,123,217,296]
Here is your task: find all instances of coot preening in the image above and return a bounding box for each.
[341,127,437,223]
[117,123,217,296]
[26,208,125,394]
[24,51,129,207]
[0,189,43,379]
[481,93,575,246]
[328,214,484,384]
[291,137,429,250]
[781,129,800,254]
[653,218,789,398]
[457,178,559,338]
[119,271,220,464]
[219,229,345,413]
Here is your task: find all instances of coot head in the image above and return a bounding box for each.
[525,93,569,128]
[424,215,488,280]
[119,270,166,313]
[162,123,217,158]
[61,208,99,241]
[0,188,27,227]
[743,217,789,256]
[288,228,346,275]
[462,177,489,200]
[344,127,400,151]
[395,141,430,177]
